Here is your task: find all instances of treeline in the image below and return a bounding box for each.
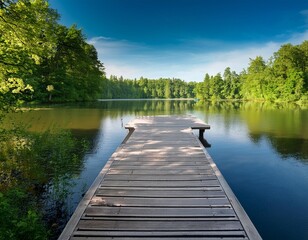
[1,1,307,108]
[1,0,307,105]
[101,41,308,102]
[195,41,308,102]
[0,0,104,107]
[101,76,196,99]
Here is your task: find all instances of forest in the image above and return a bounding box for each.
[0,0,105,110]
[102,76,196,99]
[195,41,308,102]
[1,1,307,106]
[103,42,308,102]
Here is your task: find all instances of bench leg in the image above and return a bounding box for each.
[199,129,205,139]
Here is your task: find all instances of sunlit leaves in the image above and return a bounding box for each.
[0,0,105,106]
[197,41,308,102]
[0,0,59,61]
[0,0,59,111]
[0,78,33,94]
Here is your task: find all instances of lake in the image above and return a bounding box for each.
[5,100,308,239]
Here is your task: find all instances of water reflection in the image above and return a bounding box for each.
[3,100,308,239]
[4,100,196,132]
[194,100,308,163]
[4,100,308,164]
[267,136,307,161]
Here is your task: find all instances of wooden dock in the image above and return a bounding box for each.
[59,116,261,240]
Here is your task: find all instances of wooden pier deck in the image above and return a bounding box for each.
[59,116,261,240]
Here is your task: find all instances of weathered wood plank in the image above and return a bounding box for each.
[98,186,223,191]
[118,147,205,151]
[72,237,247,240]
[103,174,217,181]
[123,142,201,147]
[100,180,220,188]
[81,217,239,221]
[108,165,212,170]
[112,158,210,167]
[77,220,243,231]
[71,231,248,239]
[115,152,206,157]
[59,116,261,240]
[84,206,235,217]
[90,196,230,207]
[71,238,248,240]
[113,156,208,161]
[95,189,224,197]
[106,169,214,175]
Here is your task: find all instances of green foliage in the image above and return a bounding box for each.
[0,189,49,240]
[32,25,105,102]
[196,41,308,102]
[0,0,59,110]
[0,0,105,109]
[102,76,196,99]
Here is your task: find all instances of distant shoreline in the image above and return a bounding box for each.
[97,98,196,101]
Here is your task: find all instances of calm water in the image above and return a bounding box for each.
[6,100,308,239]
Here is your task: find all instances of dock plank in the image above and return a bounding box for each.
[106,169,214,175]
[103,174,217,181]
[90,196,230,207]
[77,219,243,231]
[100,180,220,188]
[58,116,261,240]
[96,189,225,197]
[84,206,236,217]
[71,232,248,239]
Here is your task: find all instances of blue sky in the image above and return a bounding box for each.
[49,0,308,81]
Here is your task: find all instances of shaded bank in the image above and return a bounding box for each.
[0,128,88,239]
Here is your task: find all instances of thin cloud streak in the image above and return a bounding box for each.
[300,9,308,26]
[89,30,308,82]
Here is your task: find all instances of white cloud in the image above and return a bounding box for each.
[300,9,308,26]
[88,30,308,82]
[105,63,140,77]
[88,37,148,59]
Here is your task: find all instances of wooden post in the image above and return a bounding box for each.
[199,129,205,140]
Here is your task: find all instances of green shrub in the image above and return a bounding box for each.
[0,189,49,240]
